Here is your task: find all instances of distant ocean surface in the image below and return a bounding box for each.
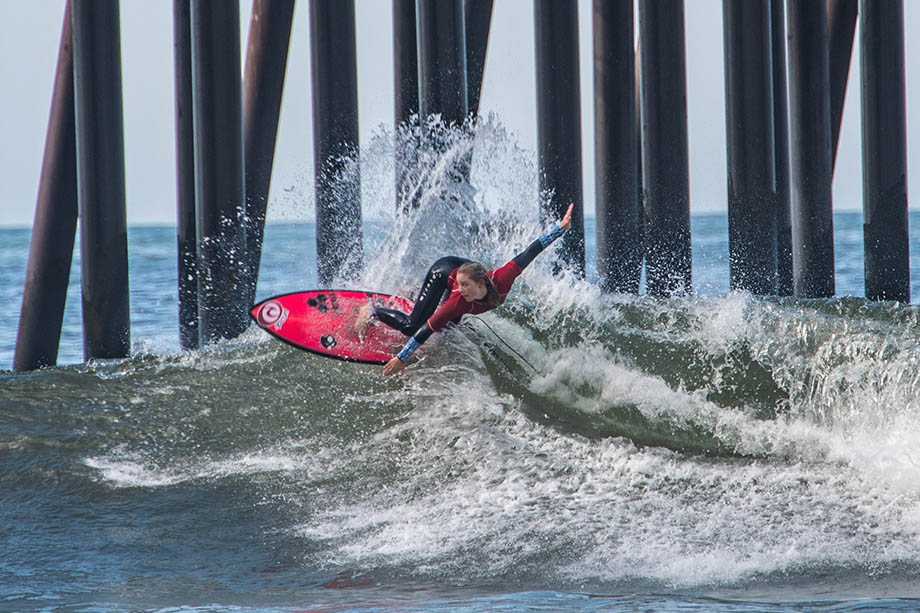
[4,120,920,611]
[3,211,920,367]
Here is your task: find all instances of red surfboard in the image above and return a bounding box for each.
[250,290,414,364]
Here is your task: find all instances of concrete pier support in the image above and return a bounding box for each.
[173,0,198,350]
[534,0,585,276]
[860,0,909,302]
[638,0,691,296]
[723,0,776,295]
[786,0,835,298]
[417,0,472,210]
[191,1,248,342]
[14,1,78,372]
[771,0,793,297]
[417,0,468,127]
[71,0,131,360]
[310,0,362,284]
[465,0,493,119]
[593,0,640,293]
[393,0,419,129]
[243,0,295,305]
[393,0,419,211]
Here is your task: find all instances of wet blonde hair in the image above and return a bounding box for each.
[457,261,500,308]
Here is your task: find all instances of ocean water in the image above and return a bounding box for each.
[4,122,920,612]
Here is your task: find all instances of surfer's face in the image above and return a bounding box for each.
[456,272,487,302]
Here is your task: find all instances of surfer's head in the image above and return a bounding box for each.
[456,262,499,307]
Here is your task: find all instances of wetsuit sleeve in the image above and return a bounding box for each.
[511,225,565,270]
[395,323,434,362]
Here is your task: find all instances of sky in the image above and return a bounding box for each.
[1,1,919,227]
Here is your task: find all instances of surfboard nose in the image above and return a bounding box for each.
[252,300,288,330]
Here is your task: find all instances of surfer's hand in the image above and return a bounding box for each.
[560,203,574,231]
[383,356,406,377]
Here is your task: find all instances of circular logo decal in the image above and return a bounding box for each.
[258,300,284,325]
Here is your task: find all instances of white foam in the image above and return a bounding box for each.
[84,457,183,488]
[296,402,920,586]
[84,444,331,489]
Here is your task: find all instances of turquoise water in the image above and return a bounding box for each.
[4,122,920,611]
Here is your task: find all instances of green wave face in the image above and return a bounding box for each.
[472,291,920,461]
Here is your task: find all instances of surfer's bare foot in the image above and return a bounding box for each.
[351,303,374,340]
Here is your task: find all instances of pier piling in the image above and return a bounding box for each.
[828,0,858,170]
[639,0,692,296]
[534,0,586,276]
[465,0,494,120]
[173,0,198,350]
[14,1,78,372]
[71,0,131,360]
[393,0,419,129]
[786,0,835,298]
[417,0,469,128]
[860,0,910,302]
[593,0,641,293]
[723,0,777,295]
[191,0,248,343]
[393,0,419,211]
[417,0,473,209]
[243,0,295,306]
[771,0,793,297]
[310,0,362,284]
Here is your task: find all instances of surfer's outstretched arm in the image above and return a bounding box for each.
[510,203,573,271]
[382,203,573,377]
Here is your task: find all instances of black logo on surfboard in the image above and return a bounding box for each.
[308,294,329,313]
[320,334,337,350]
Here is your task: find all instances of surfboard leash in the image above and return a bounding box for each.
[467,316,538,374]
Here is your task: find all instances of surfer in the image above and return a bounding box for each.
[355,203,574,376]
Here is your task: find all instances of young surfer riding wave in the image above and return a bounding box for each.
[354,203,574,376]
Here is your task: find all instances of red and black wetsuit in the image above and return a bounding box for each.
[374,225,565,363]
